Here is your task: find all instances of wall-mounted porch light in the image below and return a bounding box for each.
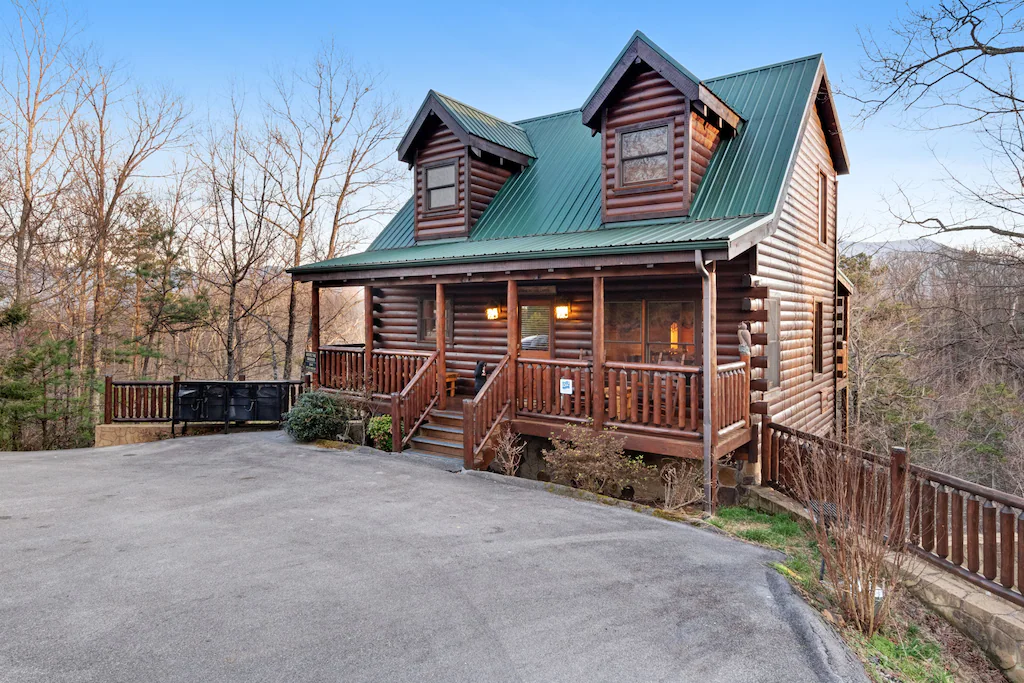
[485,300,501,320]
[555,300,572,320]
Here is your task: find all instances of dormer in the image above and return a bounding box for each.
[581,32,742,223]
[397,91,535,242]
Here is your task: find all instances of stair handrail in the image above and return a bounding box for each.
[389,350,440,452]
[462,354,512,469]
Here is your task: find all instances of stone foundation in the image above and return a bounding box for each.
[94,422,227,447]
[744,485,1024,681]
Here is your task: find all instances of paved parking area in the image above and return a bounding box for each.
[0,431,865,682]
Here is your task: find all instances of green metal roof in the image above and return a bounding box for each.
[431,91,536,159]
[293,51,832,276]
[582,30,702,113]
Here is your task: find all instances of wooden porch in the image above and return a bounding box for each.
[310,272,754,468]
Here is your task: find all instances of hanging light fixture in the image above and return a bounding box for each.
[485,300,501,320]
[555,299,571,320]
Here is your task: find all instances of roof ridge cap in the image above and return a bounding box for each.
[706,54,822,83]
[512,108,580,125]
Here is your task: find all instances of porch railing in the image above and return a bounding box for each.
[463,354,513,468]
[390,350,440,452]
[516,358,592,421]
[604,362,701,436]
[319,345,432,396]
[715,359,751,432]
[763,422,1024,608]
[318,344,365,392]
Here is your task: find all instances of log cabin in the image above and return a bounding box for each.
[290,32,852,502]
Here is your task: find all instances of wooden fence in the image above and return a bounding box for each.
[762,421,1024,608]
[103,375,310,424]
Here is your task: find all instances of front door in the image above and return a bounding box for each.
[519,301,554,359]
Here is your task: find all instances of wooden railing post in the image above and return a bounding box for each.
[436,283,447,411]
[103,376,113,424]
[364,285,374,390]
[889,446,907,545]
[311,283,320,388]
[507,279,518,415]
[760,418,772,484]
[463,398,475,470]
[592,276,605,431]
[390,392,401,453]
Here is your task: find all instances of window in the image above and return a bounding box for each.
[818,170,829,244]
[418,297,453,343]
[619,124,670,185]
[425,162,456,210]
[813,300,824,374]
[766,298,781,388]
[519,304,552,355]
[605,299,696,363]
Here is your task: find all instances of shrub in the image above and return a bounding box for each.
[367,415,394,452]
[492,425,525,476]
[283,391,353,442]
[542,421,656,497]
[787,438,907,636]
[661,460,703,510]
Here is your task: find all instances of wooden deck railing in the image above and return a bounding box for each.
[463,354,513,469]
[104,377,176,422]
[319,346,432,396]
[390,351,440,452]
[762,421,1024,608]
[603,362,701,436]
[715,360,750,432]
[103,376,309,424]
[515,358,592,421]
[318,344,365,392]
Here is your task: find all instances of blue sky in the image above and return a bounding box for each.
[41,0,975,244]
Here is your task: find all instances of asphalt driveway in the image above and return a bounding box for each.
[0,431,866,682]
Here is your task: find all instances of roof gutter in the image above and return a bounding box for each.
[695,249,714,515]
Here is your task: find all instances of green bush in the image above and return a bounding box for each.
[367,415,394,451]
[283,391,353,442]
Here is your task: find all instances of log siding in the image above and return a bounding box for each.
[413,120,467,241]
[755,105,838,436]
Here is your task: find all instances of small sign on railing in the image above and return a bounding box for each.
[559,378,573,395]
[302,351,317,372]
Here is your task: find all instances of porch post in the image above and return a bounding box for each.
[507,279,518,413]
[436,282,447,410]
[699,254,718,513]
[311,283,321,388]
[592,276,605,431]
[363,285,374,390]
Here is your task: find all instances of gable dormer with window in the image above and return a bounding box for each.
[398,91,534,242]
[582,32,741,223]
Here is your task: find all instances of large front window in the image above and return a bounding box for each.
[605,300,696,363]
[619,124,670,185]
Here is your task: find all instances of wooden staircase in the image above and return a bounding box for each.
[405,404,466,461]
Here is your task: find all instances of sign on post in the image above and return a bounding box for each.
[302,351,317,373]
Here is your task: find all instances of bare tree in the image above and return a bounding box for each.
[0,0,88,306]
[853,0,1024,242]
[197,94,281,380]
[69,60,189,410]
[255,40,401,378]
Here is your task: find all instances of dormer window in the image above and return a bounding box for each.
[619,122,671,186]
[426,161,457,210]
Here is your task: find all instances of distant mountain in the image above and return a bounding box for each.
[839,238,953,259]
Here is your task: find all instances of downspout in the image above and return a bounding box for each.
[695,249,713,515]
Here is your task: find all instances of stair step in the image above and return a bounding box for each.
[429,409,464,420]
[420,423,463,437]
[410,435,462,457]
[426,409,464,428]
